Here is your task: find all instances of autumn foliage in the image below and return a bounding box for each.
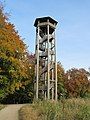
[65,68,90,98]
[0,5,34,103]
[57,62,67,99]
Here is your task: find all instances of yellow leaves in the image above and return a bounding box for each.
[15,83,20,90]
[16,82,26,89]
[0,5,34,102]
[0,20,26,58]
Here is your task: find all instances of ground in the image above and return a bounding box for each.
[0,104,25,120]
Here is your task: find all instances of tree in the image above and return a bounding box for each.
[57,62,67,99]
[65,68,89,98]
[0,5,34,103]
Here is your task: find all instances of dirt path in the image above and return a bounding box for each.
[0,104,25,120]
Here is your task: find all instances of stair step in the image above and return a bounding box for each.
[39,34,54,43]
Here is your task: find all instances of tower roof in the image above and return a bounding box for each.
[34,16,58,27]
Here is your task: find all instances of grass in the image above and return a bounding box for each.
[19,98,90,120]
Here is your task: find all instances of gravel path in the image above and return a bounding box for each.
[0,104,25,120]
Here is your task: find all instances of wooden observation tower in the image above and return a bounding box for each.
[34,17,58,100]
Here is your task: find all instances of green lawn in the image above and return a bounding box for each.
[19,98,90,120]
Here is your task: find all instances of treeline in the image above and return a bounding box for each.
[0,5,90,104]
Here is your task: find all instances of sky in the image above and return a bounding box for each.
[1,0,90,71]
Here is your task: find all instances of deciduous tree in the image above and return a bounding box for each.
[0,5,34,103]
[57,62,67,99]
[65,68,89,98]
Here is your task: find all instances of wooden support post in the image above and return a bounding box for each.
[47,19,50,99]
[54,31,57,101]
[36,22,40,99]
